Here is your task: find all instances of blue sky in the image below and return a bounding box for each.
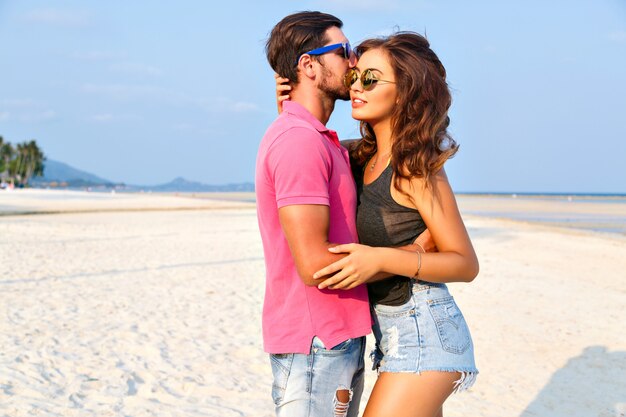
[1,0,625,192]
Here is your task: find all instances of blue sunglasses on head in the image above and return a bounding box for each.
[296,42,354,65]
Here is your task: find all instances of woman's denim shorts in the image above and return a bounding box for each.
[370,280,478,393]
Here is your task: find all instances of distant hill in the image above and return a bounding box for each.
[32,160,118,187]
[31,160,253,192]
[138,177,254,192]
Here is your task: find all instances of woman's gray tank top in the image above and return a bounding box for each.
[355,164,427,306]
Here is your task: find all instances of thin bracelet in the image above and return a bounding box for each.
[415,242,425,253]
[413,250,422,278]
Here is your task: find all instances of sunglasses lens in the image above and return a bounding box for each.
[362,70,377,90]
[344,69,358,88]
[344,43,351,59]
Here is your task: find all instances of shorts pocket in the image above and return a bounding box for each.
[373,300,415,318]
[312,336,354,356]
[427,296,471,355]
[270,353,293,405]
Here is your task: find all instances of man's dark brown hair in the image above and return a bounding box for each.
[265,11,343,84]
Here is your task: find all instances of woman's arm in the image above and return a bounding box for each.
[275,74,291,114]
[313,168,478,290]
[385,168,478,282]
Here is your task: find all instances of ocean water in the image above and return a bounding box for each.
[465,212,626,234]
[457,194,626,236]
[190,192,626,236]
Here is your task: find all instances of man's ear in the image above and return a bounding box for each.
[297,55,317,80]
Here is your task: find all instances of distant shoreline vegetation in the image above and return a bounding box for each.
[0,136,45,189]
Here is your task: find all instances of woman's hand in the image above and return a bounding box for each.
[313,243,382,290]
[275,74,291,114]
[413,228,438,253]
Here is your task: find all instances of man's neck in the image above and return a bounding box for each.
[290,88,335,126]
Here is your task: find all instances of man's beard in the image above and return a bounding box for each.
[319,64,350,101]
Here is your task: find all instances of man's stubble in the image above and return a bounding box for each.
[318,63,350,102]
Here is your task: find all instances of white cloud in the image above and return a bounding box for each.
[0,100,57,123]
[608,30,626,43]
[195,97,261,114]
[230,101,259,112]
[24,8,91,28]
[40,110,57,120]
[173,123,194,131]
[81,83,182,101]
[91,114,114,122]
[314,0,401,12]
[0,99,40,109]
[80,84,259,116]
[17,110,57,123]
[312,0,430,12]
[368,24,428,39]
[89,113,141,123]
[73,51,127,62]
[372,28,398,37]
[109,62,163,77]
[26,110,56,122]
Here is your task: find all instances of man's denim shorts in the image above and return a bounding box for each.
[270,336,366,417]
[371,280,478,393]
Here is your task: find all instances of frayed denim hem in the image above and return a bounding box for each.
[452,371,477,393]
[375,367,478,394]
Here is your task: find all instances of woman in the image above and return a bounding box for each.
[277,32,478,417]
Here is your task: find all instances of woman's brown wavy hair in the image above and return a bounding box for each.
[351,32,458,197]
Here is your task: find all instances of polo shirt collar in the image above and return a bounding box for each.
[283,100,341,147]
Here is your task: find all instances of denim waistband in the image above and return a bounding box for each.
[411,279,447,292]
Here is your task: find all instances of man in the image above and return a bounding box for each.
[257,11,436,416]
[256,11,370,417]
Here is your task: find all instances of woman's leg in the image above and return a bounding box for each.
[363,371,460,417]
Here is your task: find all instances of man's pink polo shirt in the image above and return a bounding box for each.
[255,101,371,354]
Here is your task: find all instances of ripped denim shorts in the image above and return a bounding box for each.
[370,280,478,393]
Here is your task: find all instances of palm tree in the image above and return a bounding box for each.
[0,135,4,176]
[0,136,15,183]
[11,140,45,186]
[5,140,43,186]
[24,140,44,184]
[10,142,25,185]
[0,137,45,187]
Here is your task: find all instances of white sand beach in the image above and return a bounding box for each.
[1,190,625,416]
[0,188,255,215]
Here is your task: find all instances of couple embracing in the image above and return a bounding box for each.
[255,11,479,417]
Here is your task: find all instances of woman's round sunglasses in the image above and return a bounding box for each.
[344,68,396,91]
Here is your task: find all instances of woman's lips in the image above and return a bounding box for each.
[351,97,367,108]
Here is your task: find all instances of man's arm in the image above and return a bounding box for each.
[279,204,348,286]
[281,207,437,288]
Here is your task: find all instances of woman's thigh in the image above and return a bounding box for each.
[363,371,460,417]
